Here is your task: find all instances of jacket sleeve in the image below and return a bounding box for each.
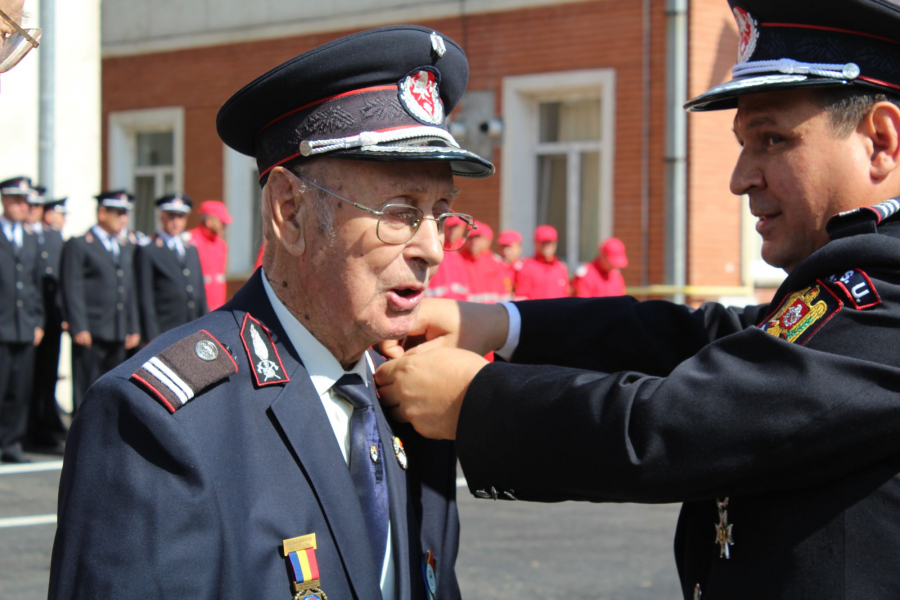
[457,325,900,505]
[60,240,88,335]
[511,297,769,376]
[135,247,158,340]
[48,375,224,599]
[30,238,44,329]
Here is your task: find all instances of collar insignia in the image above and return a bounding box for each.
[240,313,289,387]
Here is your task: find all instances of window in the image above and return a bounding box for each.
[223,146,263,277]
[502,70,615,269]
[108,108,184,236]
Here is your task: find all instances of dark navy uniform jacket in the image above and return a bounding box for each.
[135,234,208,341]
[457,201,900,599]
[0,225,43,343]
[60,229,139,342]
[37,227,64,328]
[49,270,460,600]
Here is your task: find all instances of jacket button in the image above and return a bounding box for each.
[45,267,53,274]
[16,263,23,271]
[16,300,23,307]
[186,285,193,292]
[16,282,23,289]
[183,269,190,276]
[117,269,124,277]
[188,301,195,308]
[117,303,124,310]
[41,251,48,259]
[118,286,125,293]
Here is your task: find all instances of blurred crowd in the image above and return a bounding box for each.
[0,176,232,462]
[427,217,629,304]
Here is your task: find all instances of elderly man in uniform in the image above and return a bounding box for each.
[26,188,66,447]
[378,2,900,598]
[61,191,141,412]
[50,25,490,600]
[0,176,43,462]
[189,199,233,310]
[135,193,208,343]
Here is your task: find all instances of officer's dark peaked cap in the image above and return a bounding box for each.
[155,193,193,214]
[216,25,494,185]
[687,0,900,111]
[95,190,134,210]
[0,176,34,197]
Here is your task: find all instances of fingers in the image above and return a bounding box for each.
[378,339,405,360]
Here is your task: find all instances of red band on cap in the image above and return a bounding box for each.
[859,75,900,90]
[761,22,900,47]
[258,84,398,135]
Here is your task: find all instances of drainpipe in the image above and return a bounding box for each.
[38,0,55,194]
[664,0,688,303]
[640,0,651,288]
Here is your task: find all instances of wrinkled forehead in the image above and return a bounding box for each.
[327,159,458,197]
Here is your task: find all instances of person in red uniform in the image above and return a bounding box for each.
[425,215,470,300]
[496,229,523,298]
[188,200,233,310]
[572,237,628,298]
[515,225,569,299]
[459,222,508,304]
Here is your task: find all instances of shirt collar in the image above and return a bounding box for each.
[260,268,370,397]
[158,230,182,246]
[91,224,114,243]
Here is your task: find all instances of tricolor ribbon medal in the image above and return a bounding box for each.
[421,549,437,599]
[283,533,327,600]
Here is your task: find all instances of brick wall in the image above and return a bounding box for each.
[102,0,736,292]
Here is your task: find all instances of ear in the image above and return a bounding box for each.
[864,101,900,182]
[264,167,306,256]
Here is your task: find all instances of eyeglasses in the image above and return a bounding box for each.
[298,176,476,252]
[0,8,40,74]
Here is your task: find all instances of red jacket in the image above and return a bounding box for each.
[189,226,228,310]
[516,256,569,300]
[460,250,509,304]
[426,250,470,301]
[572,261,626,298]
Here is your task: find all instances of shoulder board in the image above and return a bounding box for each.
[154,235,165,248]
[575,264,589,278]
[127,231,138,245]
[131,330,238,414]
[181,231,193,245]
[825,268,882,310]
[827,198,900,239]
[85,231,95,243]
[22,224,34,235]
[240,313,290,387]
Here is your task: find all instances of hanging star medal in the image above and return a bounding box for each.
[714,497,734,559]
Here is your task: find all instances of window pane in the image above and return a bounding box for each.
[579,151,601,263]
[539,99,601,143]
[136,131,174,167]
[536,154,568,257]
[163,172,176,194]
[134,175,157,236]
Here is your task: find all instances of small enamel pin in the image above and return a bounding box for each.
[392,436,408,470]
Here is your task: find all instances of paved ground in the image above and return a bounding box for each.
[1,455,682,599]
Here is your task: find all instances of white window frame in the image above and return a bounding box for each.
[223,145,261,277]
[501,69,616,263]
[107,107,185,231]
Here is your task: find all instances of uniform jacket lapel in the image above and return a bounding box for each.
[227,270,383,597]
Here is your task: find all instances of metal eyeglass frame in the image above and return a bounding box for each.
[0,8,40,73]
[298,176,476,251]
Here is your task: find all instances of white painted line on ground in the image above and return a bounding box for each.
[0,514,57,529]
[456,476,466,488]
[0,460,63,476]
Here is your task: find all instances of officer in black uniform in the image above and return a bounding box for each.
[60,191,141,412]
[377,2,900,598]
[50,25,492,599]
[135,193,208,343]
[0,177,44,462]
[26,189,67,447]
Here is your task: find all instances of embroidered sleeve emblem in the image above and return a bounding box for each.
[759,282,843,345]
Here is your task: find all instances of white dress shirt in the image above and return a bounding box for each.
[261,270,396,600]
[157,230,186,257]
[0,216,23,249]
[91,225,120,257]
[496,301,522,360]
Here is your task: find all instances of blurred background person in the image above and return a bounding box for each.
[460,221,508,304]
[0,0,40,90]
[61,191,140,412]
[0,176,43,462]
[426,214,470,300]
[135,193,208,343]
[515,224,569,299]
[189,199,232,310]
[496,229,523,298]
[572,237,628,298]
[28,188,66,449]
[42,196,66,231]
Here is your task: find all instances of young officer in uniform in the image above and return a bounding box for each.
[378,1,900,598]
[60,191,141,412]
[135,193,208,342]
[0,177,43,462]
[50,25,492,600]
[27,191,67,446]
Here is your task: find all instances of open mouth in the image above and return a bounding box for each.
[393,288,417,298]
[387,286,425,311]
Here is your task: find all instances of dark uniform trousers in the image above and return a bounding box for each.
[30,227,66,437]
[61,230,139,411]
[49,270,460,599]
[457,205,900,599]
[135,235,208,342]
[0,228,43,457]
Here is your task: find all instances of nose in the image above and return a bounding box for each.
[406,217,444,268]
[729,148,764,196]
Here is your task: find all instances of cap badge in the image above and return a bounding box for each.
[430,31,446,58]
[733,6,758,64]
[399,69,444,126]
